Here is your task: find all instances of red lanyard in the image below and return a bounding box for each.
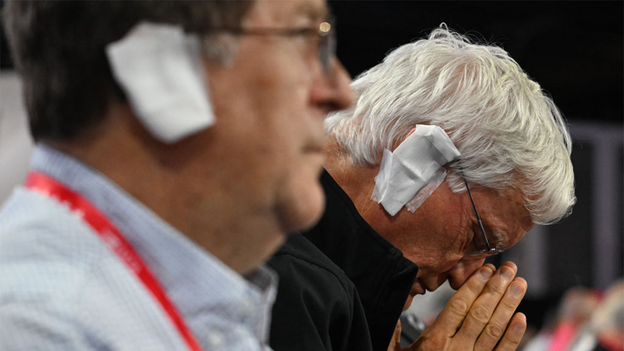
[25,171,203,351]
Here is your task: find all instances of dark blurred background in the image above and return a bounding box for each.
[1,0,623,337]
[2,1,623,121]
[329,1,623,123]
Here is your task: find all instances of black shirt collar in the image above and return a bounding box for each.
[302,169,419,351]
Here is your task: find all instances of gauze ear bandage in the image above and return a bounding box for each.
[372,125,460,216]
[405,167,447,213]
[106,22,215,143]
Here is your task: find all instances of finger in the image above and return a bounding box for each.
[431,264,495,336]
[494,313,527,351]
[454,262,517,343]
[475,278,527,350]
[386,320,402,351]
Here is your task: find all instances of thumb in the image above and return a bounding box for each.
[387,319,403,351]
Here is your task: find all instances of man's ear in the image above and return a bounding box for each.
[373,125,460,216]
[106,22,215,144]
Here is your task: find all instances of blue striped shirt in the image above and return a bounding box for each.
[0,144,277,350]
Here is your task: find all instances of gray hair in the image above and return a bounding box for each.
[325,25,576,224]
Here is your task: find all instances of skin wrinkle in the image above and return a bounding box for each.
[486,324,503,338]
[327,124,535,294]
[491,232,505,251]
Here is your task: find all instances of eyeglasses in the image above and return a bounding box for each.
[211,17,336,74]
[462,175,504,259]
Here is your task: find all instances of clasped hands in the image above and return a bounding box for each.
[389,262,527,351]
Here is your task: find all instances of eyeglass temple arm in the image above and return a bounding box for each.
[461,173,492,250]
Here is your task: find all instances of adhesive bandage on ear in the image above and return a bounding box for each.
[405,168,447,213]
[371,125,460,216]
[106,22,215,144]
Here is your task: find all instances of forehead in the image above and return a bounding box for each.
[244,0,329,26]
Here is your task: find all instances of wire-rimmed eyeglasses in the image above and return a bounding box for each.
[211,17,336,74]
[462,175,505,259]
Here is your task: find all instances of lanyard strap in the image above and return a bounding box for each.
[25,171,203,351]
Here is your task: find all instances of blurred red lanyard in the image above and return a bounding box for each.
[25,171,203,351]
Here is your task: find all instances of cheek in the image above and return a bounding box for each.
[425,211,468,254]
[405,215,469,272]
[275,173,325,232]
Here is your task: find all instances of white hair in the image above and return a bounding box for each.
[325,25,576,224]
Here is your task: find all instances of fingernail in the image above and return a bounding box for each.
[511,283,524,297]
[480,268,493,280]
[500,267,513,281]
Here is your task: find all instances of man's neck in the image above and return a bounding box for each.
[48,104,284,275]
[323,139,385,226]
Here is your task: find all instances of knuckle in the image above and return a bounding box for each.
[506,333,523,347]
[513,336,523,346]
[449,299,470,316]
[502,299,519,311]
[499,330,524,350]
[485,323,504,338]
[469,306,490,324]
[466,279,487,294]
[488,282,507,295]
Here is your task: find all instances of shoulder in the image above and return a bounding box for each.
[269,233,356,299]
[0,188,112,289]
[0,188,185,350]
[0,188,109,294]
[268,234,373,351]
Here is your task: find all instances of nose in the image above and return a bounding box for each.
[447,257,486,290]
[312,58,355,113]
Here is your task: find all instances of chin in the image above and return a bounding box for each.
[277,173,326,233]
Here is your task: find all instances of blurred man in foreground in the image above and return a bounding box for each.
[0,0,353,349]
[269,26,576,351]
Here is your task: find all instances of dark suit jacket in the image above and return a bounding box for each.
[269,170,418,351]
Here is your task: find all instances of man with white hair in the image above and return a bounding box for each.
[268,25,576,351]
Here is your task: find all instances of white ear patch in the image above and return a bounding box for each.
[371,125,460,216]
[106,22,215,143]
